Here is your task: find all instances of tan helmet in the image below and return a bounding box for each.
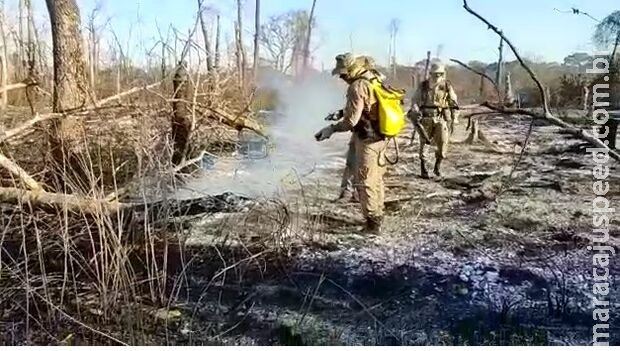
[331,53,355,76]
[332,53,376,79]
[430,62,446,75]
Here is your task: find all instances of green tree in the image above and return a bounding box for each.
[594,11,620,68]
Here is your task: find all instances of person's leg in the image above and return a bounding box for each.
[433,118,450,177]
[354,135,387,233]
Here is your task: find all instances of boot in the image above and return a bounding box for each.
[420,160,430,179]
[334,189,353,203]
[433,158,443,177]
[350,191,360,203]
[363,216,382,235]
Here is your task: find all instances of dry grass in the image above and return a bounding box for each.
[0,69,281,345]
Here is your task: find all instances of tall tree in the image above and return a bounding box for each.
[236,0,247,85]
[197,0,213,72]
[594,10,620,69]
[259,10,312,74]
[302,0,316,73]
[214,14,220,70]
[495,38,504,101]
[45,0,91,182]
[388,18,400,79]
[253,0,260,79]
[0,0,8,110]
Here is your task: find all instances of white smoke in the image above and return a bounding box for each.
[177,72,351,198]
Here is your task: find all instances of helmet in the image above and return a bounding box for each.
[430,62,446,75]
[331,53,355,76]
[331,53,376,79]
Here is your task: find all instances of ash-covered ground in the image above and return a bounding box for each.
[171,112,619,346]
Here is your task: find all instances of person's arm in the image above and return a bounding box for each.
[410,86,422,114]
[447,84,459,109]
[331,80,368,132]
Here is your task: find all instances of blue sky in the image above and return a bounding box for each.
[60,0,619,67]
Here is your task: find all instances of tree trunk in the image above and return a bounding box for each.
[496,38,504,102]
[24,0,35,76]
[214,14,221,70]
[197,0,213,73]
[234,21,242,87]
[610,30,620,74]
[236,0,247,86]
[0,0,8,110]
[583,84,589,112]
[504,71,514,106]
[302,0,317,74]
[171,63,191,166]
[45,0,91,186]
[253,0,260,80]
[423,50,431,80]
[17,0,24,79]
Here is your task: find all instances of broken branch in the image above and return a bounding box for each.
[95,81,163,107]
[463,0,550,116]
[481,102,620,161]
[0,153,42,191]
[0,81,37,95]
[449,58,500,99]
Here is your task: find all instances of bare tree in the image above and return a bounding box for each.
[197,0,213,72]
[253,0,260,79]
[236,0,247,86]
[388,18,400,79]
[259,12,300,73]
[495,38,503,100]
[214,14,221,70]
[302,0,317,73]
[45,0,92,178]
[86,5,107,92]
[0,0,8,110]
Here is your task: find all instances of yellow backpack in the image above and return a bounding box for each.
[367,77,406,137]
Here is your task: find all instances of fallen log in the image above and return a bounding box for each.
[482,102,620,162]
[0,187,129,213]
[0,153,43,191]
[0,186,252,217]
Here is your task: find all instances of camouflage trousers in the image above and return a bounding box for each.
[353,133,387,219]
[418,115,449,162]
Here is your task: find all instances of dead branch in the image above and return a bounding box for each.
[204,105,266,137]
[0,186,252,217]
[95,81,162,107]
[0,153,42,191]
[449,58,500,99]
[463,0,550,116]
[0,186,129,213]
[0,81,162,145]
[463,0,619,163]
[174,150,208,173]
[0,80,37,94]
[482,102,620,161]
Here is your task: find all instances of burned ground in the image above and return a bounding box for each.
[1,110,617,346]
[149,112,619,346]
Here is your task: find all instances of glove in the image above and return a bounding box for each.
[314,125,334,141]
[324,110,343,121]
